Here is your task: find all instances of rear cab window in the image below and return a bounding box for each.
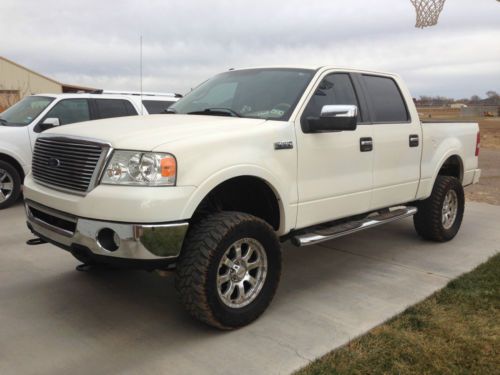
[361,75,410,123]
[94,99,138,120]
[142,100,176,114]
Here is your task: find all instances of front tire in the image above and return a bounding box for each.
[0,161,22,210]
[175,211,281,329]
[413,176,464,242]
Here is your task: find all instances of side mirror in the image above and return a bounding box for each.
[36,117,60,132]
[43,117,60,127]
[305,105,358,133]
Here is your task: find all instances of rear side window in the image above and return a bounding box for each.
[94,99,138,119]
[362,75,409,122]
[142,100,175,114]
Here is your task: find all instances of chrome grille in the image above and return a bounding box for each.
[32,137,107,193]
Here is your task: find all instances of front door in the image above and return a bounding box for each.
[295,72,373,229]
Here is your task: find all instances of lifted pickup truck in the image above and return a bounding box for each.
[24,67,481,329]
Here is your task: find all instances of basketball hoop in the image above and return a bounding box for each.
[410,0,446,28]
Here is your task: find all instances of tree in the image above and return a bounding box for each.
[486,90,499,98]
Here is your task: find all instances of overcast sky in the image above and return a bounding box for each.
[1,0,499,98]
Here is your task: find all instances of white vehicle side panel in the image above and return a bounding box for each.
[416,122,479,199]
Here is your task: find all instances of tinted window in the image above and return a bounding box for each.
[170,68,314,121]
[302,73,360,120]
[44,99,90,125]
[142,100,175,114]
[362,75,409,122]
[95,99,138,119]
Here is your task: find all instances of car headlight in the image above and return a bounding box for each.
[101,151,176,186]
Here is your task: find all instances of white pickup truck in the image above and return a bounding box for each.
[23,66,481,329]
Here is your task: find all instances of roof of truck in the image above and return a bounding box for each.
[229,65,398,77]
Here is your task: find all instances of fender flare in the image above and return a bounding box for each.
[180,165,291,233]
[0,148,28,178]
[418,150,465,199]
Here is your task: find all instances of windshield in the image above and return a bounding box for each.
[0,96,54,126]
[170,68,314,121]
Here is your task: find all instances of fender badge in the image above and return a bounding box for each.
[274,141,294,150]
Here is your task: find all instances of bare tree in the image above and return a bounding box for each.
[486,90,499,98]
[470,95,481,103]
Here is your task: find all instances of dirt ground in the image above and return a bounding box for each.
[418,113,500,205]
[458,118,499,205]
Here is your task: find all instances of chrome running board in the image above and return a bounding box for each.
[291,206,417,247]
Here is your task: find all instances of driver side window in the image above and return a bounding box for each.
[302,73,360,120]
[43,99,90,126]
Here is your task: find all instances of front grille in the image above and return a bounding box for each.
[32,137,106,193]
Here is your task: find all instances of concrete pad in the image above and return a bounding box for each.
[0,202,498,375]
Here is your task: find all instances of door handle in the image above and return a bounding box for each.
[409,134,419,147]
[360,137,373,152]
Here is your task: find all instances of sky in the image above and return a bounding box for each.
[1,0,499,99]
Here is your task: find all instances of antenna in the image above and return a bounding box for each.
[140,35,143,115]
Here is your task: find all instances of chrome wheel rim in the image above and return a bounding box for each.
[0,169,14,203]
[442,190,458,230]
[217,238,268,308]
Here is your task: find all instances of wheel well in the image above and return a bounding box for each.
[191,176,281,230]
[438,155,463,182]
[0,153,25,181]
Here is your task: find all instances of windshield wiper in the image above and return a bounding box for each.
[0,118,7,125]
[187,108,241,118]
[163,108,177,114]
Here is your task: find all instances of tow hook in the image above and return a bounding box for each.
[26,238,47,246]
[75,264,94,272]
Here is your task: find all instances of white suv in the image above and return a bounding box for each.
[0,91,181,209]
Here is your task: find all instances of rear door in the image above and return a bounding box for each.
[355,74,421,209]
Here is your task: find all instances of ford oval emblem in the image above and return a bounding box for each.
[47,158,61,168]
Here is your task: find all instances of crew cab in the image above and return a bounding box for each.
[23,67,481,329]
[0,91,180,209]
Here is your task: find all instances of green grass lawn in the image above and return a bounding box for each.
[296,253,500,375]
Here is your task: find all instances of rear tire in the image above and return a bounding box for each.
[413,176,464,242]
[175,211,281,329]
[0,161,22,210]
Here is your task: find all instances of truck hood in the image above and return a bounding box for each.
[45,115,267,150]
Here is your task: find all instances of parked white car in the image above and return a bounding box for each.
[23,66,481,329]
[0,91,180,208]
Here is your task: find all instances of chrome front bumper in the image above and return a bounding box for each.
[25,200,188,261]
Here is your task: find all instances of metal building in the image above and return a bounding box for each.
[0,56,95,111]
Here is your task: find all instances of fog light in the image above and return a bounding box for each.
[96,228,120,252]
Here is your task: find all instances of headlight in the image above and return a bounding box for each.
[101,151,176,186]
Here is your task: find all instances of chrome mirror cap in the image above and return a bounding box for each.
[320,104,358,118]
